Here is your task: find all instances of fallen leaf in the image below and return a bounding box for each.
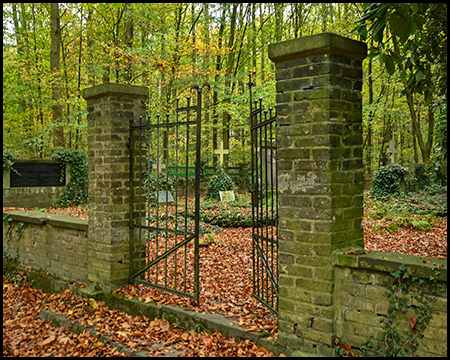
[410,315,418,330]
[40,335,56,346]
[245,326,259,332]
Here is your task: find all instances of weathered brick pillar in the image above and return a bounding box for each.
[268,33,367,356]
[83,83,148,292]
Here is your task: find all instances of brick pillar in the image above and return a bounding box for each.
[83,83,148,292]
[268,33,367,356]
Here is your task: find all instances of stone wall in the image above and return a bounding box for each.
[268,33,447,357]
[83,83,148,292]
[3,186,65,208]
[269,32,367,356]
[3,210,88,283]
[333,251,447,357]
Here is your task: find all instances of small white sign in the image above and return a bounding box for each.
[154,191,174,204]
[219,190,235,203]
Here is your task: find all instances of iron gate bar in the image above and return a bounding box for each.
[130,234,194,279]
[129,82,208,304]
[248,72,279,314]
[253,239,278,290]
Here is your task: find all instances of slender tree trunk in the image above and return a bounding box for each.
[51,3,64,149]
[274,3,283,42]
[259,4,265,81]
[212,7,226,166]
[392,33,430,163]
[124,5,134,83]
[221,4,238,166]
[365,52,374,177]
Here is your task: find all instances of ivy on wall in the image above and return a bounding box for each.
[51,149,88,206]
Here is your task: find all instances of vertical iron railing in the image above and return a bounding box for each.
[248,72,279,314]
[129,83,208,303]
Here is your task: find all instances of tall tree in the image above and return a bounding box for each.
[353,3,447,163]
[50,3,64,148]
[221,3,238,165]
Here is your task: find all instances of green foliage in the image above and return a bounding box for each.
[52,149,89,206]
[413,163,431,190]
[432,97,447,185]
[145,161,176,203]
[390,184,447,217]
[365,183,447,234]
[370,164,408,200]
[3,150,19,175]
[205,166,236,201]
[361,263,445,357]
[199,202,253,228]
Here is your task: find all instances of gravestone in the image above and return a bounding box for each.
[152,158,166,171]
[154,190,174,204]
[380,152,388,166]
[3,160,69,208]
[219,190,235,202]
[10,162,65,188]
[213,140,229,166]
[386,140,398,163]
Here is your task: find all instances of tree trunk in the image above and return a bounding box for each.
[274,3,283,42]
[365,54,374,177]
[51,3,64,149]
[212,7,226,166]
[124,5,134,83]
[392,33,430,163]
[221,4,238,166]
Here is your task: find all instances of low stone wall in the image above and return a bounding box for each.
[3,186,66,208]
[333,251,447,357]
[3,210,89,283]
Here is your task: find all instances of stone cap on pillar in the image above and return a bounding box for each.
[268,32,367,63]
[82,83,149,100]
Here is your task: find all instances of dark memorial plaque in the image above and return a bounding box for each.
[10,162,65,188]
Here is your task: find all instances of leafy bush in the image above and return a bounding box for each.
[52,149,88,206]
[3,150,19,175]
[370,164,409,200]
[205,166,236,200]
[414,163,431,190]
[199,203,254,228]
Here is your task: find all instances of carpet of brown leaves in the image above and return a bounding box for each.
[3,199,446,356]
[3,275,275,357]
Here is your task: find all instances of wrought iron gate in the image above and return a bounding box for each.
[129,83,209,303]
[248,74,279,314]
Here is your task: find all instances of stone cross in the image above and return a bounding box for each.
[213,140,229,166]
[386,140,398,163]
[152,158,166,171]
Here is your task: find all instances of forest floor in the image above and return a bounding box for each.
[3,198,446,357]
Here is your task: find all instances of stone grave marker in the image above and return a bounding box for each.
[219,190,235,203]
[213,140,229,166]
[154,190,174,204]
[9,162,65,188]
[387,140,398,163]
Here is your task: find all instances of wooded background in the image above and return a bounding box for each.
[2,3,447,178]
